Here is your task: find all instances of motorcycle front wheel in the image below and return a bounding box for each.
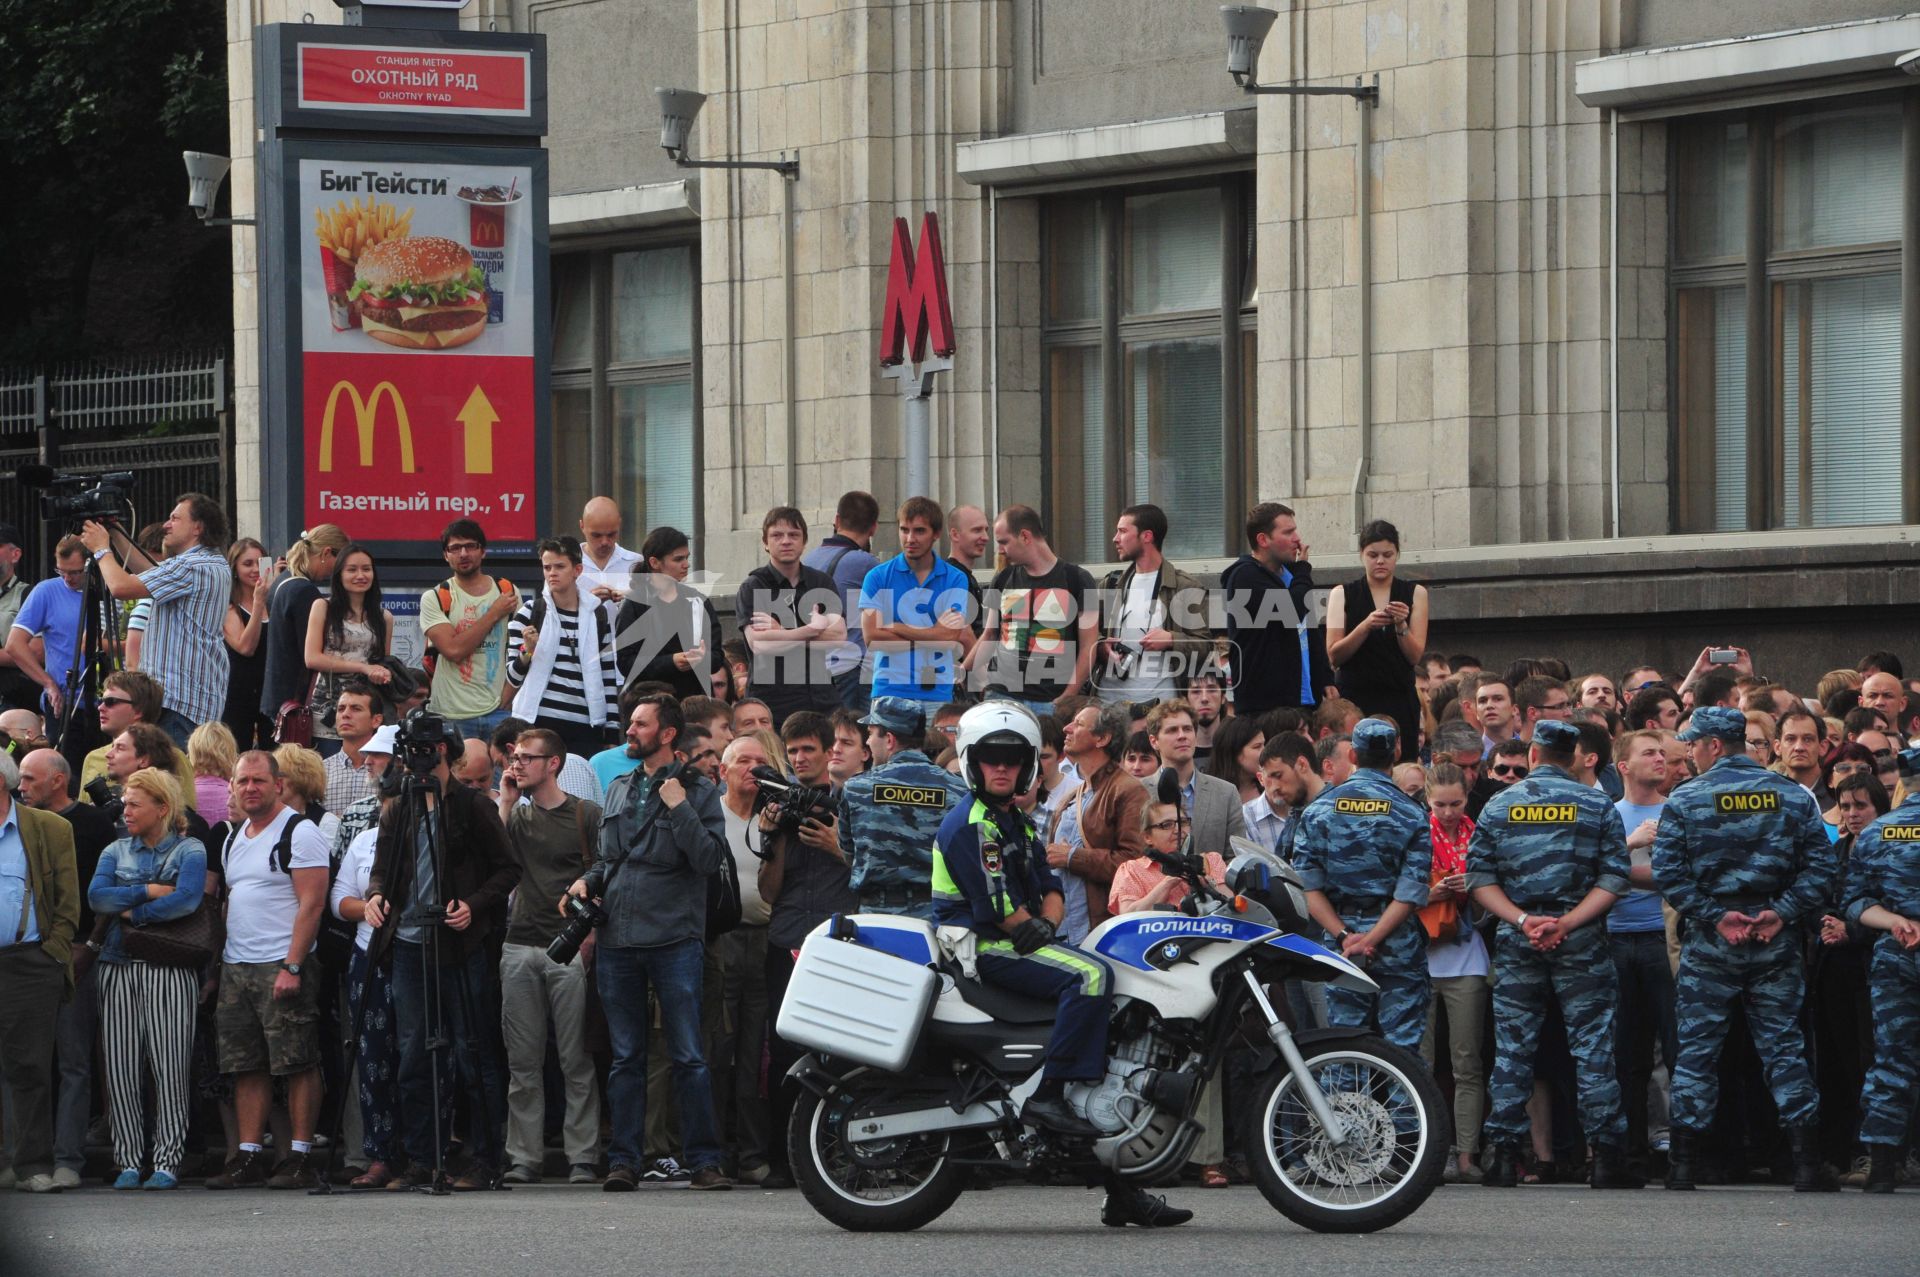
[1246,1035,1447,1233]
[788,1072,968,1232]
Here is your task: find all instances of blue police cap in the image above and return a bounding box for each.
[1677,705,1747,744]
[1532,719,1580,752]
[1352,718,1398,751]
[1899,746,1920,779]
[859,696,927,738]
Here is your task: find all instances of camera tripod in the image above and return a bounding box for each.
[343,767,509,1196]
[51,526,123,767]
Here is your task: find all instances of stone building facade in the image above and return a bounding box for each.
[225,1,1920,689]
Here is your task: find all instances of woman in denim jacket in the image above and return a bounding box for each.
[87,767,209,1190]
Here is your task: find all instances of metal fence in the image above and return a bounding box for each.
[0,353,230,570]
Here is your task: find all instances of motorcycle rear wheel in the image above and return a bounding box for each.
[1246,1035,1447,1233]
[788,1075,968,1232]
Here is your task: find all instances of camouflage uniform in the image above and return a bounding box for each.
[1651,750,1835,1132]
[1466,747,1632,1150]
[839,748,969,920]
[1290,725,1432,1049]
[1841,791,1920,1147]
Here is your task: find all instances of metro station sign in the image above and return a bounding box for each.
[878,212,957,367]
[297,43,533,118]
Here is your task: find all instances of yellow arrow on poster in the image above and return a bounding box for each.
[456,385,498,474]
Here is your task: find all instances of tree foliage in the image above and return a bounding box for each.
[0,0,229,363]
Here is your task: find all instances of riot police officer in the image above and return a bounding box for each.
[930,701,1190,1228]
[1467,718,1640,1189]
[1289,718,1432,1048]
[1839,745,1920,1194]
[840,696,968,917]
[1651,706,1838,1192]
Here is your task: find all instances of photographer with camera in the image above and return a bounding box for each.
[757,710,856,1183]
[98,725,214,848]
[561,693,731,1192]
[80,493,231,749]
[496,727,602,1185]
[361,711,518,1191]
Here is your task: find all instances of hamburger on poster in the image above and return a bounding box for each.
[348,236,489,350]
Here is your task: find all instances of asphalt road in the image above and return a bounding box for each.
[2,1181,1913,1276]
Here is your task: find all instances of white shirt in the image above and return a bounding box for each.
[330,827,379,952]
[579,543,643,600]
[723,803,771,926]
[1100,570,1176,703]
[1242,794,1288,853]
[223,806,331,963]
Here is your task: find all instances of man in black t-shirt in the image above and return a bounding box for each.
[967,505,1097,715]
[734,507,847,729]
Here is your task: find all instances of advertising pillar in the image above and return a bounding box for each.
[254,18,549,565]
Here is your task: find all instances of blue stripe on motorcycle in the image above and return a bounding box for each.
[1264,931,1368,981]
[1093,915,1279,970]
[849,920,937,966]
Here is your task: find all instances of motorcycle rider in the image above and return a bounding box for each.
[931,699,1192,1228]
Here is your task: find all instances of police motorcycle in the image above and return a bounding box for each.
[776,821,1447,1233]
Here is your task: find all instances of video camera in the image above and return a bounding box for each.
[15,464,136,527]
[395,706,462,777]
[749,765,836,835]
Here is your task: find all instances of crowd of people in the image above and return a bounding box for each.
[0,487,1914,1205]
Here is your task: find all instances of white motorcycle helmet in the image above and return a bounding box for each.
[955,700,1042,796]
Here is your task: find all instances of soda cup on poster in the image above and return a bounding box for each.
[458,181,523,326]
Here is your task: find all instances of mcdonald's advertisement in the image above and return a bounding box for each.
[297,155,537,542]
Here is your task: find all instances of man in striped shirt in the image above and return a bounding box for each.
[505,538,620,760]
[80,493,231,748]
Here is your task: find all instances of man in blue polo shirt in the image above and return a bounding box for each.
[4,538,93,735]
[858,497,975,703]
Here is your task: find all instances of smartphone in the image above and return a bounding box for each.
[1708,648,1739,664]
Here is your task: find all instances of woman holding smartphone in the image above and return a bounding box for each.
[1326,520,1429,763]
[612,525,720,701]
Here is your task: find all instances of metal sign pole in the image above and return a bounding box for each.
[884,355,952,500]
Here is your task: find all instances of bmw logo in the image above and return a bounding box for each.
[1159,942,1181,961]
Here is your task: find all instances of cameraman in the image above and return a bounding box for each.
[563,693,731,1192]
[80,493,230,749]
[362,713,518,1191]
[758,710,856,1183]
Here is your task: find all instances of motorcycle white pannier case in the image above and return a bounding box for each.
[777,928,940,1072]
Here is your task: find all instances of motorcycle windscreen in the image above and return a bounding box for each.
[1264,932,1378,992]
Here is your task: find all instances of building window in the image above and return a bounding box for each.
[1671,97,1905,532]
[1040,179,1254,562]
[550,243,700,543]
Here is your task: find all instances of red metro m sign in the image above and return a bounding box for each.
[878,212,957,367]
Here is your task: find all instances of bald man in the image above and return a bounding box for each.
[1859,672,1910,735]
[946,505,990,637]
[453,736,499,801]
[578,497,643,603]
[0,706,43,749]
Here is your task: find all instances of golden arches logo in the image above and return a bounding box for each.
[319,380,417,473]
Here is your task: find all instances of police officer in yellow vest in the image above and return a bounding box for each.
[930,701,1190,1228]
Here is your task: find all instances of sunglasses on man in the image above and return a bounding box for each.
[1490,764,1528,779]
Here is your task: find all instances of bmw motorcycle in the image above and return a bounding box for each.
[776,839,1446,1234]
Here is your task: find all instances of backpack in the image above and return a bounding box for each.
[706,820,742,942]
[422,576,515,678]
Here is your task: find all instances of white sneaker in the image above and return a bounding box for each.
[51,1167,81,1189]
[16,1173,63,1193]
